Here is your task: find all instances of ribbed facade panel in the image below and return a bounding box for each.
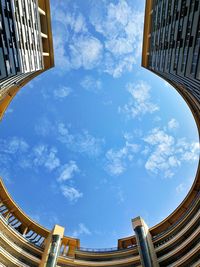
[148,0,200,102]
[0,0,44,92]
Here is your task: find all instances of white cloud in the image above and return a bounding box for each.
[104,53,135,78]
[168,118,179,130]
[106,148,126,176]
[69,35,103,70]
[144,128,174,146]
[53,6,87,33]
[71,223,91,237]
[144,128,180,178]
[57,161,79,182]
[60,185,83,202]
[51,5,87,71]
[105,38,134,56]
[176,183,186,194]
[0,137,83,204]
[80,76,102,93]
[33,145,60,171]
[143,123,199,178]
[52,1,143,76]
[90,0,144,77]
[0,138,62,181]
[57,123,104,157]
[119,81,159,119]
[54,86,72,99]
[35,117,54,137]
[105,136,139,176]
[52,4,103,72]
[117,188,125,204]
[52,24,71,71]
[0,137,29,154]
[72,14,87,33]
[0,138,30,177]
[180,142,199,161]
[76,130,104,156]
[176,177,194,195]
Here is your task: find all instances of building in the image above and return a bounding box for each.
[0,0,54,119]
[140,0,200,266]
[142,0,200,108]
[0,0,200,266]
[0,171,199,266]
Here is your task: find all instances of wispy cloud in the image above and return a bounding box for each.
[57,123,104,157]
[113,186,125,204]
[0,137,29,180]
[80,76,102,93]
[119,81,159,119]
[52,23,71,71]
[35,117,54,137]
[69,35,103,70]
[104,53,136,78]
[71,223,91,237]
[51,4,88,71]
[176,183,186,194]
[0,136,83,204]
[90,0,144,77]
[35,119,105,158]
[57,161,79,182]
[180,141,199,161]
[32,145,60,171]
[143,123,199,178]
[0,137,29,154]
[52,4,102,72]
[105,135,139,176]
[54,86,72,99]
[57,161,82,202]
[168,118,179,130]
[60,185,83,202]
[106,148,126,176]
[53,7,87,33]
[117,189,125,203]
[51,1,143,77]
[175,177,193,195]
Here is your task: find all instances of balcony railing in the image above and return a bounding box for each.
[76,244,137,253]
[152,191,200,242]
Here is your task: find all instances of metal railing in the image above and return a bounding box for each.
[152,191,200,242]
[76,244,137,253]
[0,212,44,250]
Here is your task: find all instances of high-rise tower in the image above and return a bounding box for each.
[142,0,200,109]
[142,0,200,266]
[0,0,54,119]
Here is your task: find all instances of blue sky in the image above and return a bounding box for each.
[0,0,199,248]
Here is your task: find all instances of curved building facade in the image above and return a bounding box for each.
[0,0,200,266]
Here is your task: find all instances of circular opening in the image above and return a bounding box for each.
[0,0,199,249]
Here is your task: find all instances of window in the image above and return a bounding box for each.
[191,28,200,75]
[194,1,199,12]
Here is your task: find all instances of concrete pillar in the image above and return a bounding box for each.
[4,211,11,220]
[39,225,64,267]
[132,217,159,267]
[46,234,61,267]
[67,243,76,258]
[62,244,68,256]
[22,226,28,236]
